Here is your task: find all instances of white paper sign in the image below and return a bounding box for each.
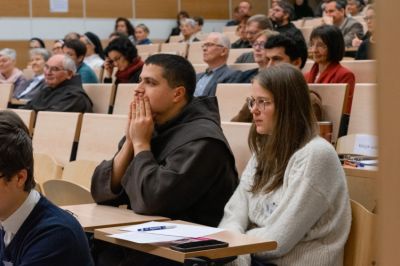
[50,0,69,13]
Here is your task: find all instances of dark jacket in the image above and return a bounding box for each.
[2,196,93,266]
[195,65,241,96]
[91,96,239,227]
[23,75,93,113]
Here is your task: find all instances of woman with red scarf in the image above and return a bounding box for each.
[103,37,143,85]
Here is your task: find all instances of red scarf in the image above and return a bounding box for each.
[116,57,144,83]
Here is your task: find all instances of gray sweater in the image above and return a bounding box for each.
[219,137,351,266]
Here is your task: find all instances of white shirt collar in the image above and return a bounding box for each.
[0,190,40,246]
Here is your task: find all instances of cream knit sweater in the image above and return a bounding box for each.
[219,137,351,266]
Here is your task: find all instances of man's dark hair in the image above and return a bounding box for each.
[265,34,308,69]
[193,16,204,26]
[0,110,35,192]
[310,24,345,62]
[326,0,347,10]
[145,54,196,102]
[276,1,295,21]
[63,39,87,58]
[104,36,138,63]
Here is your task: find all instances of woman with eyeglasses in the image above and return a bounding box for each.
[305,25,355,117]
[103,36,143,85]
[219,64,351,266]
[355,5,375,60]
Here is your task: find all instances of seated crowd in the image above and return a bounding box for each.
[0,1,375,265]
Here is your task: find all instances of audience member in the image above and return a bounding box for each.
[193,16,204,36]
[232,34,322,122]
[235,14,273,63]
[135,24,152,45]
[294,0,314,19]
[179,18,200,44]
[346,0,365,16]
[0,48,26,95]
[305,24,355,116]
[103,36,143,85]
[64,32,81,41]
[63,39,99,83]
[23,54,92,113]
[14,48,50,101]
[270,1,306,42]
[355,4,375,60]
[219,64,351,265]
[226,1,252,26]
[91,54,238,265]
[52,40,64,55]
[166,11,190,42]
[324,0,364,47]
[108,31,128,43]
[231,15,251,49]
[314,0,330,17]
[227,7,240,27]
[29,38,45,49]
[0,110,93,266]
[238,30,279,83]
[115,17,136,44]
[80,32,105,70]
[195,32,240,96]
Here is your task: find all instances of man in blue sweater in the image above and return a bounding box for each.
[0,110,93,266]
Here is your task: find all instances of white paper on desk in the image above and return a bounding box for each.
[111,231,183,244]
[121,221,224,238]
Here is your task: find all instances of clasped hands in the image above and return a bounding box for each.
[126,95,154,156]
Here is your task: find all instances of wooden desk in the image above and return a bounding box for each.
[344,166,378,212]
[61,204,169,232]
[94,221,277,263]
[10,98,28,106]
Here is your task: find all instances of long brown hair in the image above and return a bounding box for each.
[249,64,317,194]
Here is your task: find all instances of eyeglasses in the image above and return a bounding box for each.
[247,96,273,111]
[252,41,266,49]
[108,55,122,64]
[44,64,65,73]
[363,15,375,22]
[201,43,224,49]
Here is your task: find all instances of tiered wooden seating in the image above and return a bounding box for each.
[10,109,36,136]
[299,26,314,45]
[344,200,376,266]
[309,83,348,143]
[223,31,240,43]
[160,42,188,57]
[348,83,377,135]
[229,63,258,72]
[187,41,205,64]
[42,179,94,206]
[223,25,238,33]
[168,35,183,43]
[32,111,82,165]
[62,160,98,189]
[227,48,253,64]
[82,83,116,114]
[34,152,63,192]
[341,60,376,83]
[136,43,161,55]
[215,83,251,122]
[221,122,251,176]
[192,64,208,74]
[76,113,126,162]
[0,83,13,109]
[113,83,138,115]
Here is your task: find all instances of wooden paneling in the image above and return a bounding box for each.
[32,0,83,17]
[136,0,178,19]
[181,0,229,19]
[0,41,30,69]
[86,0,132,18]
[0,0,30,17]
[231,0,269,17]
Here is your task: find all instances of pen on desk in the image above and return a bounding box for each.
[137,225,176,232]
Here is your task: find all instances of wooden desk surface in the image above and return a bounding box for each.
[94,221,277,263]
[61,204,169,232]
[343,166,378,179]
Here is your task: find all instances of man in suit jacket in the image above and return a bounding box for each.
[195,32,241,97]
[324,0,364,47]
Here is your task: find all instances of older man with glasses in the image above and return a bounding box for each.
[194,32,241,97]
[22,54,92,113]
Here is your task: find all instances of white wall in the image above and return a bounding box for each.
[0,18,227,41]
